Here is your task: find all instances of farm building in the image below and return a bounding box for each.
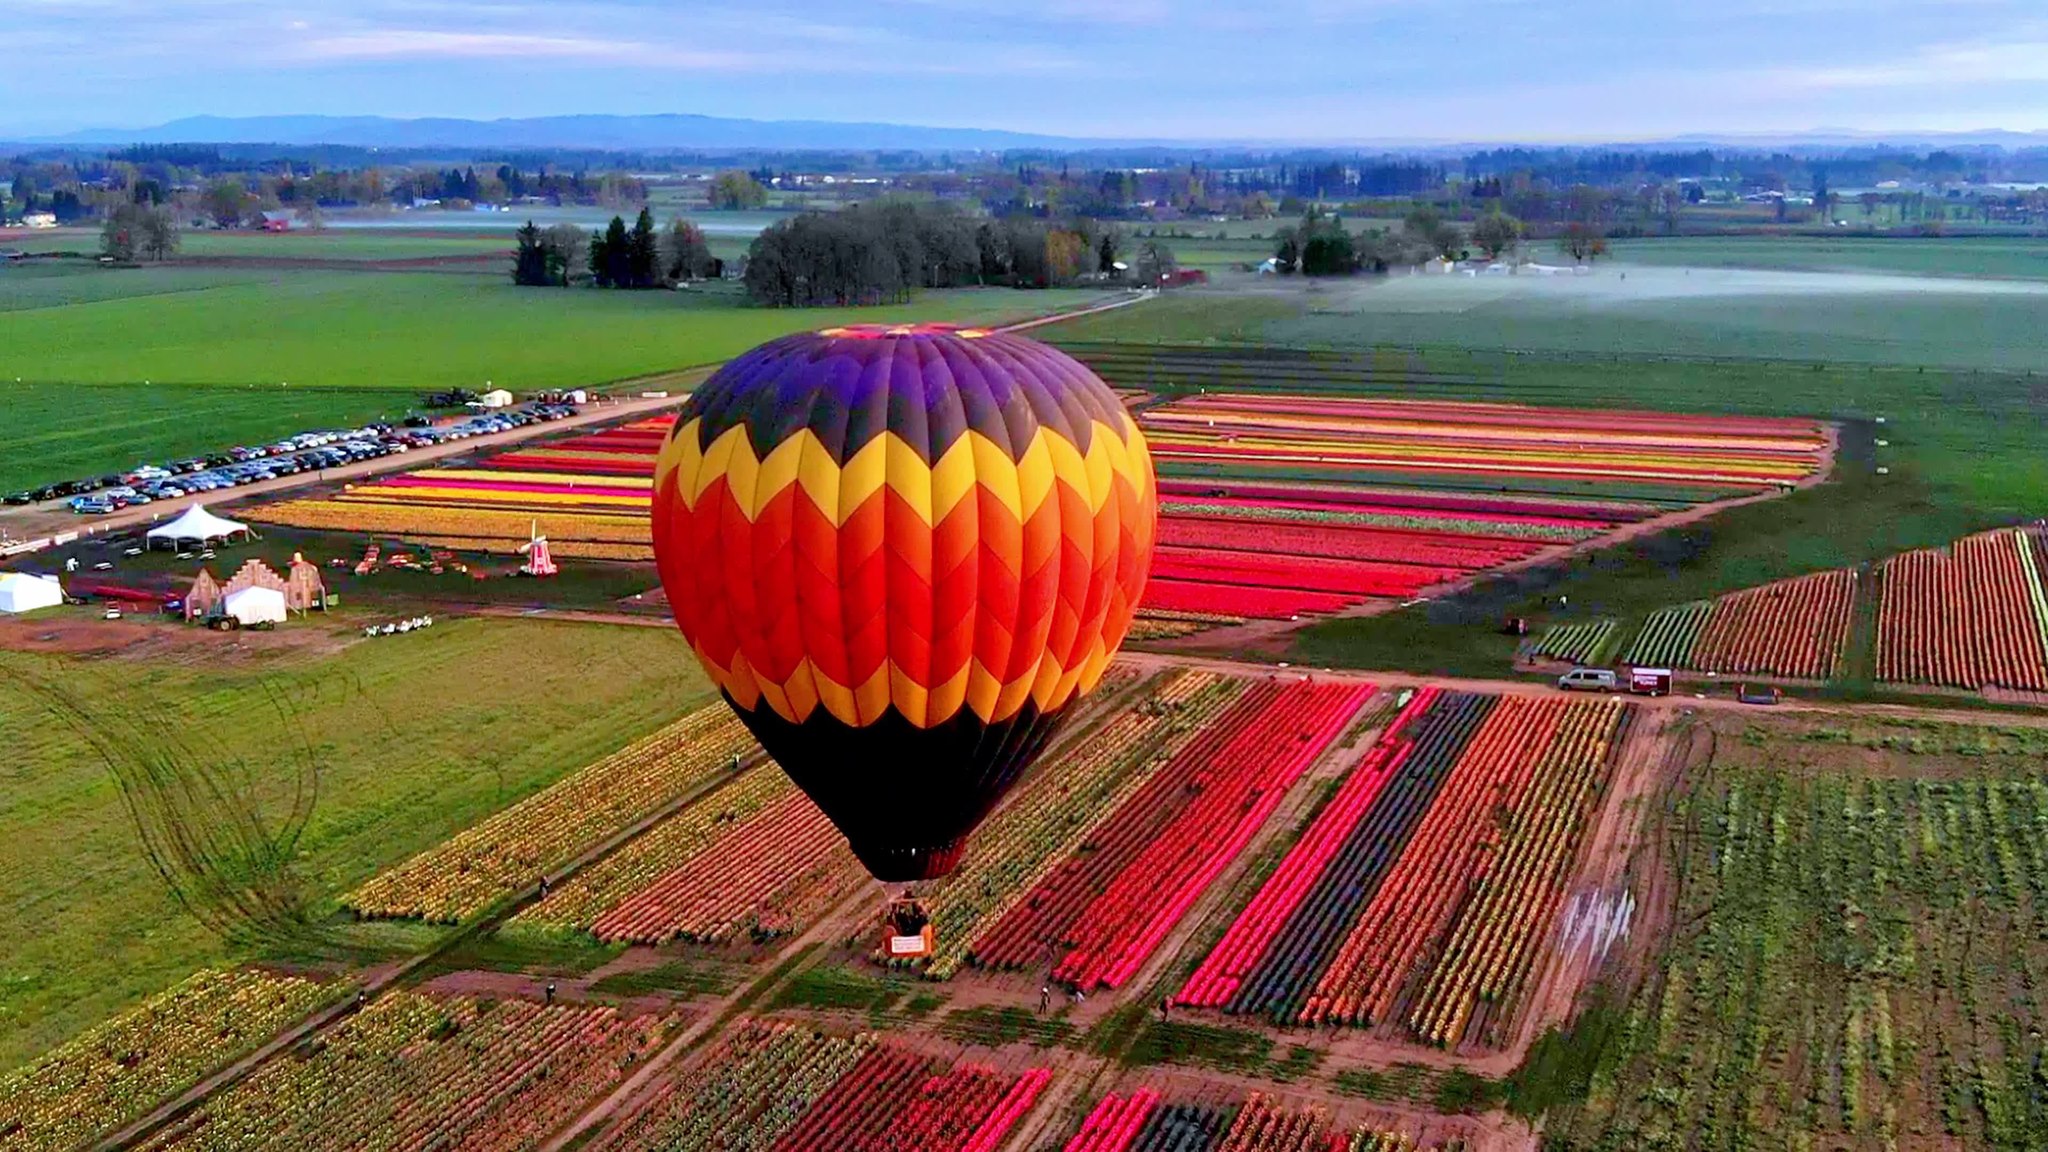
[0,572,65,614]
[258,211,293,233]
[21,212,57,229]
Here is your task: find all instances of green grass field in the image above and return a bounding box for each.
[0,383,421,492]
[1608,235,2048,280]
[0,616,711,1072]
[0,270,1102,489]
[0,272,1100,389]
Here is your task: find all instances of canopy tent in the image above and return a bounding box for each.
[146,505,250,550]
[0,572,64,614]
[220,585,287,626]
[478,389,515,409]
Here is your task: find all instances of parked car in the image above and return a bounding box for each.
[1557,667,1619,692]
[4,491,31,505]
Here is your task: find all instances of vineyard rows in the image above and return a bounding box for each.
[975,679,1373,989]
[591,1021,1045,1152]
[1061,1090,1462,1152]
[345,704,757,922]
[1179,691,1627,1049]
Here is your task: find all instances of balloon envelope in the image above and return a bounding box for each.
[651,323,1157,881]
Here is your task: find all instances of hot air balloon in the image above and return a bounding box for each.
[650,323,1157,934]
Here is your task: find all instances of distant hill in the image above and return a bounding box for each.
[18,113,1110,152]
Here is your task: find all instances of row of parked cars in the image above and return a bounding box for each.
[4,403,580,513]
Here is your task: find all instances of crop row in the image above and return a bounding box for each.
[1153,478,1658,526]
[1877,529,2048,691]
[1623,601,1711,667]
[975,678,1373,989]
[1689,569,1857,680]
[595,1021,1044,1152]
[1534,619,1617,665]
[512,765,856,945]
[142,992,671,1152]
[0,969,335,1152]
[1179,691,1626,1048]
[1152,546,1463,596]
[1061,1091,1458,1152]
[908,668,1248,978]
[345,704,757,922]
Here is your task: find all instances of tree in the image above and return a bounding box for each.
[512,220,552,286]
[203,178,249,228]
[663,217,714,281]
[100,203,177,262]
[626,207,660,288]
[1134,239,1177,285]
[709,170,768,210]
[589,216,632,288]
[1471,211,1522,261]
[541,225,584,285]
[1045,229,1088,284]
[138,206,179,261]
[1097,231,1121,276]
[1559,221,1608,263]
[100,205,141,262]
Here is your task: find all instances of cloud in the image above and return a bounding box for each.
[1789,35,2048,89]
[290,29,754,67]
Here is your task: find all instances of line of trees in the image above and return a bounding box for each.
[742,201,1126,307]
[512,209,718,288]
[1270,205,1536,275]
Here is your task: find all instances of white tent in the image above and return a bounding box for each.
[220,585,287,626]
[478,389,515,409]
[0,572,64,614]
[146,505,250,550]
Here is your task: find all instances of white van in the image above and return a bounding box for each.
[1557,667,1618,692]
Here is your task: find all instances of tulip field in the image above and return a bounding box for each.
[1176,689,1628,1049]
[0,969,335,1152]
[1132,392,1826,621]
[344,703,757,922]
[589,1020,1047,1152]
[1060,1090,1463,1152]
[511,764,858,945]
[1531,619,1617,665]
[973,678,1373,988]
[1876,528,2048,691]
[245,417,673,559]
[908,666,1251,978]
[138,991,672,1152]
[1621,569,1858,680]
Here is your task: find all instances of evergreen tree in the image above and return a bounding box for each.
[627,207,660,288]
[588,227,612,288]
[512,220,552,286]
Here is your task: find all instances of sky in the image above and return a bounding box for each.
[6,0,2048,141]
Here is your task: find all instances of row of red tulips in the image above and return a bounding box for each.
[1175,691,1627,1048]
[973,679,1372,988]
[1878,529,2048,691]
[1688,568,1858,680]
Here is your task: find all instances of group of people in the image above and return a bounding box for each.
[361,614,434,637]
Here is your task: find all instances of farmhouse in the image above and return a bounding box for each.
[22,211,57,229]
[258,211,293,233]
